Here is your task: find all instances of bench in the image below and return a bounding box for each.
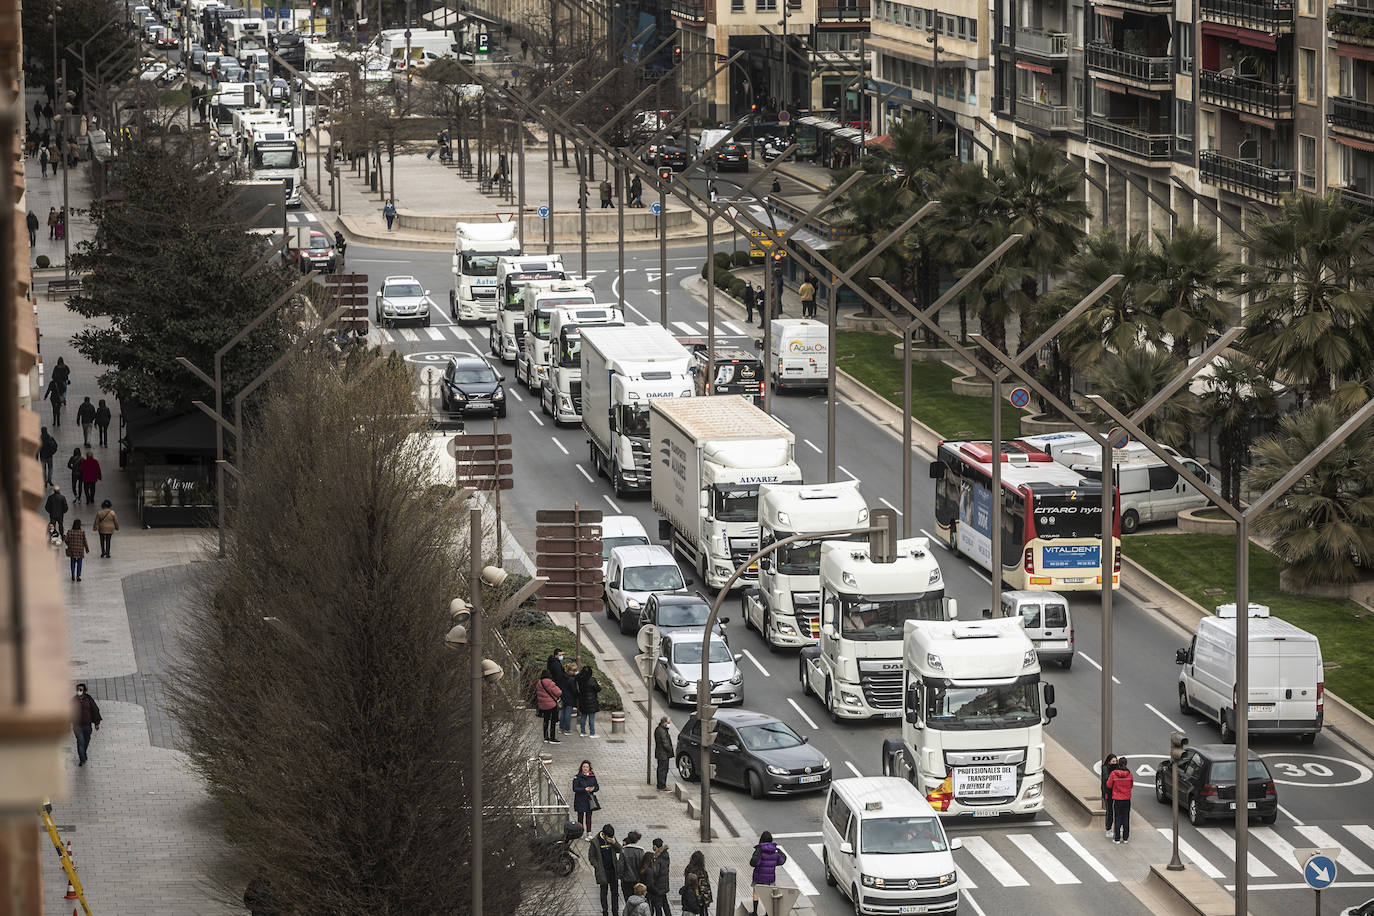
[45,278,83,299]
[478,175,512,195]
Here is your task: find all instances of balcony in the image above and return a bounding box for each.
[1338,186,1374,220]
[1017,99,1073,132]
[1329,96,1374,139]
[1329,4,1374,48]
[1086,43,1174,89]
[1096,0,1173,11]
[818,0,871,21]
[1016,26,1071,57]
[1085,117,1173,161]
[1200,70,1294,119]
[1198,0,1294,33]
[670,0,706,23]
[1200,150,1294,202]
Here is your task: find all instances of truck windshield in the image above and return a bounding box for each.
[254,148,299,169]
[860,816,948,854]
[558,332,581,368]
[462,255,499,276]
[838,592,945,640]
[924,682,1041,729]
[773,539,821,576]
[532,309,552,339]
[619,404,650,437]
[713,486,758,522]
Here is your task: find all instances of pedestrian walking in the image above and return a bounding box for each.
[45,485,68,538]
[600,179,613,209]
[47,379,66,426]
[47,206,58,239]
[55,208,65,241]
[1101,752,1118,835]
[590,825,623,916]
[39,144,49,178]
[681,873,705,916]
[382,199,397,230]
[80,449,101,506]
[577,664,602,737]
[66,447,83,499]
[645,839,672,916]
[1107,755,1134,843]
[624,883,651,916]
[66,518,89,581]
[243,867,278,915]
[33,98,43,129]
[520,38,529,58]
[43,101,53,128]
[94,500,119,558]
[573,759,601,834]
[742,281,757,324]
[26,209,39,245]
[535,667,562,743]
[683,851,712,916]
[72,683,101,766]
[654,717,673,791]
[52,356,71,391]
[94,399,112,448]
[749,831,788,915]
[76,396,96,447]
[798,276,816,319]
[708,181,719,204]
[617,831,647,903]
[630,174,643,208]
[770,176,781,195]
[38,426,58,487]
[772,264,784,317]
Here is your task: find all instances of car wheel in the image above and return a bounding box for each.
[747,769,765,800]
[823,849,837,887]
[1155,772,1167,804]
[497,405,507,418]
[1060,655,1073,669]
[1121,510,1140,534]
[852,887,863,916]
[618,611,636,636]
[1179,684,1193,715]
[677,752,698,782]
[1188,795,1206,827]
[422,314,431,328]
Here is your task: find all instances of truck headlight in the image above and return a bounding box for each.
[766,764,788,776]
[937,871,957,886]
[1024,783,1042,800]
[776,623,797,636]
[841,691,862,706]
[713,565,731,580]
[730,671,743,685]
[558,396,572,410]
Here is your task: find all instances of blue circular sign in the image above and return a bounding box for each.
[650,202,662,215]
[1304,854,1337,890]
[537,205,550,219]
[511,68,520,78]
[1009,386,1030,409]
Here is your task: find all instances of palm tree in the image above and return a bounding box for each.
[1197,352,1278,506]
[1242,194,1374,403]
[1250,403,1374,587]
[1088,346,1197,449]
[828,180,916,314]
[931,162,1010,355]
[1149,226,1238,360]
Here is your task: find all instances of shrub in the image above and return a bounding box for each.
[714,268,734,291]
[701,261,709,279]
[728,277,746,299]
[732,249,752,268]
[35,255,50,269]
[508,623,624,712]
[713,251,733,272]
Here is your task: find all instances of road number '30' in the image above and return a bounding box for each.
[1272,761,1334,778]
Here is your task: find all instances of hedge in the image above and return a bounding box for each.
[714,268,734,291]
[712,251,734,272]
[731,249,752,268]
[508,622,624,712]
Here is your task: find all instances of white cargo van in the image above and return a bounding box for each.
[770,318,828,391]
[822,777,961,915]
[1176,603,1323,744]
[998,590,1074,668]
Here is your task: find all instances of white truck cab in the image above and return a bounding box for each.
[543,305,624,425]
[451,221,520,323]
[489,256,565,362]
[516,281,596,393]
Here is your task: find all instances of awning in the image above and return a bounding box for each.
[1334,41,1374,62]
[865,133,894,149]
[123,402,218,456]
[1333,133,1374,152]
[1201,22,1277,50]
[834,127,865,144]
[1095,5,1126,18]
[1016,60,1054,75]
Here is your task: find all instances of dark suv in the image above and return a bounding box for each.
[439,356,507,417]
[675,708,830,799]
[1154,744,1278,826]
[714,142,749,172]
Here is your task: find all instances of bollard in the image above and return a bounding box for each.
[716,867,736,916]
[610,711,626,734]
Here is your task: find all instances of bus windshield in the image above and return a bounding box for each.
[1031,491,1105,539]
[838,592,945,640]
[924,681,1041,730]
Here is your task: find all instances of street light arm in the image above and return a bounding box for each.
[968,335,1110,448]
[176,357,215,388]
[190,399,235,433]
[870,277,987,372]
[630,52,746,160]
[923,234,1023,322]
[215,458,243,481]
[231,304,348,425]
[499,576,549,617]
[217,272,319,363]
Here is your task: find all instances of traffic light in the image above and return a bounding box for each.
[1169,730,1189,762]
[869,507,898,563]
[699,704,720,746]
[673,46,682,66]
[658,165,672,185]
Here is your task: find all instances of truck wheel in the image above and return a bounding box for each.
[741,595,754,632]
[1121,510,1140,534]
[618,609,635,635]
[763,612,780,653]
[825,684,841,723]
[949,523,960,558]
[1299,732,1317,745]
[1060,655,1073,670]
[612,462,628,498]
[448,289,456,320]
[799,657,813,696]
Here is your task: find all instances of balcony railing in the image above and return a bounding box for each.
[1329,96,1374,135]
[670,0,706,22]
[818,0,871,21]
[1199,0,1295,31]
[1085,118,1173,159]
[1200,70,1294,117]
[1329,4,1374,47]
[1200,150,1295,201]
[1016,26,1071,57]
[1086,43,1174,85]
[1017,98,1073,130]
[1338,186,1374,220]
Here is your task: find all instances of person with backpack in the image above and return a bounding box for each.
[589,825,622,916]
[749,831,787,915]
[37,426,58,487]
[644,839,671,916]
[683,851,712,915]
[617,831,647,903]
[534,667,562,743]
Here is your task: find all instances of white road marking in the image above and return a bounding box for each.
[1278,804,1303,825]
[774,415,790,429]
[603,495,621,513]
[551,437,568,455]
[379,328,395,343]
[1345,825,1374,862]
[877,497,903,516]
[399,328,419,341]
[740,649,770,676]
[1228,881,1374,891]
[1296,826,1374,874]
[508,389,522,402]
[785,697,818,730]
[1251,826,1304,872]
[425,327,445,341]
[961,889,988,916]
[576,464,594,483]
[725,322,744,334]
[972,570,992,585]
[1154,828,1225,879]
[1144,703,1186,733]
[844,761,863,778]
[960,836,1029,887]
[286,212,301,223]
[528,410,544,427]
[1056,832,1117,882]
[1197,826,1276,877]
[779,857,817,897]
[672,321,698,335]
[803,438,821,454]
[1007,834,1080,884]
[920,528,948,549]
[1074,652,1123,684]
[837,464,857,480]
[772,832,823,839]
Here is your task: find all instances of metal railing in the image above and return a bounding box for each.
[1199,0,1295,30]
[1086,43,1174,83]
[670,0,707,21]
[1199,150,1295,199]
[1329,96,1374,134]
[818,0,871,20]
[1016,26,1071,56]
[1200,70,1294,117]
[1085,117,1173,159]
[527,756,572,836]
[1017,98,1072,130]
[1338,186,1374,220]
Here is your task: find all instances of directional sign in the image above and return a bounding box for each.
[1109,426,1130,449]
[537,205,550,219]
[650,201,662,215]
[1008,386,1031,409]
[1303,853,1338,890]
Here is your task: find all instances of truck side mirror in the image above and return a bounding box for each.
[821,624,837,640]
[839,841,854,856]
[698,490,710,511]
[753,337,764,351]
[981,608,992,619]
[947,598,958,620]
[758,557,771,572]
[1175,647,1189,665]
[1044,684,1056,705]
[928,460,943,480]
[1045,705,1057,722]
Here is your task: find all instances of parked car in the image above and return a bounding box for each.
[675,708,829,798]
[652,629,743,708]
[604,544,686,634]
[640,593,728,643]
[438,355,507,418]
[714,142,749,172]
[1154,744,1278,826]
[374,275,434,327]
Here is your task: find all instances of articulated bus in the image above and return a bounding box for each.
[931,440,1121,591]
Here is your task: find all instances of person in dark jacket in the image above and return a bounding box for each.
[617,831,646,902]
[680,873,703,915]
[243,867,278,915]
[37,426,58,487]
[66,518,89,581]
[1101,752,1118,835]
[51,356,71,391]
[644,839,671,916]
[94,399,112,448]
[45,485,68,540]
[1107,756,1134,843]
[750,832,787,914]
[654,717,673,791]
[573,759,600,834]
[72,682,101,765]
[76,396,97,447]
[683,851,712,915]
[46,378,66,426]
[79,449,102,506]
[589,825,622,916]
[67,447,83,500]
[26,209,39,245]
[577,665,602,737]
[548,649,575,734]
[742,281,757,324]
[630,174,643,208]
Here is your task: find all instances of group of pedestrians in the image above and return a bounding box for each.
[536,648,604,743]
[739,274,790,327]
[1102,752,1134,843]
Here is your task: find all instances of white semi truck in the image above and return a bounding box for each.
[543,305,624,425]
[650,396,802,589]
[488,256,566,361]
[451,221,521,323]
[800,538,953,721]
[742,481,869,650]
[580,325,695,497]
[880,618,1056,818]
[516,281,596,393]
[232,109,302,207]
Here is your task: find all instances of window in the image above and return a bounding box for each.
[1300,48,1316,102]
[1092,86,1109,117]
[756,0,777,10]
[969,18,977,41]
[732,0,744,10]
[1302,0,1315,15]
[1073,77,1084,117]
[1176,99,1193,139]
[1148,465,1179,491]
[1300,134,1317,190]
[1176,26,1193,73]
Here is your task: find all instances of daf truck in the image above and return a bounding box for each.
[581,325,695,497]
[800,539,953,721]
[543,305,625,425]
[880,618,1056,818]
[451,221,520,323]
[742,481,869,650]
[488,255,566,360]
[516,281,596,393]
[232,109,302,207]
[650,396,802,589]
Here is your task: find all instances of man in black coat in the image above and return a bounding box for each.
[547,649,574,735]
[645,838,672,916]
[37,426,58,487]
[76,396,97,448]
[742,281,757,324]
[654,717,673,790]
[94,400,112,448]
[45,485,68,539]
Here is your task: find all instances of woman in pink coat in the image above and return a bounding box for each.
[535,667,563,744]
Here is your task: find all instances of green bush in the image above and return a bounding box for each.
[728,277,746,299]
[508,623,624,712]
[732,249,752,268]
[35,255,50,269]
[713,251,734,272]
[701,261,710,279]
[714,268,734,291]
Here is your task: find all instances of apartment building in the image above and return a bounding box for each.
[1328,0,1374,220]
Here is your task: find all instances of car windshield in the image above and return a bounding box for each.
[386,283,423,298]
[623,564,684,593]
[924,682,1041,729]
[450,367,497,385]
[839,592,945,640]
[1209,760,1271,782]
[603,535,649,559]
[657,602,709,628]
[620,404,650,437]
[713,486,758,522]
[860,816,948,854]
[738,721,804,751]
[309,236,330,250]
[673,640,732,664]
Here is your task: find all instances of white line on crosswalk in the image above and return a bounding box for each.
[379,329,395,343]
[785,698,818,730]
[1297,826,1374,874]
[1056,832,1117,883]
[1346,825,1374,862]
[1007,834,1080,885]
[1197,827,1276,877]
[725,322,744,334]
[425,327,445,341]
[961,889,988,916]
[576,464,594,483]
[1155,828,1224,878]
[672,321,698,335]
[1251,826,1303,873]
[960,836,1029,887]
[286,213,300,223]
[780,856,817,897]
[399,328,419,342]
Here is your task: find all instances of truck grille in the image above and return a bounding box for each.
[570,380,582,414]
[856,663,903,709]
[792,592,820,637]
[629,438,651,470]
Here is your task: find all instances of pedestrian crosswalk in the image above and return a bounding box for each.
[374,321,755,347]
[285,211,319,224]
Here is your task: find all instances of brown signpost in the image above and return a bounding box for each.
[535,507,603,664]
[321,273,369,334]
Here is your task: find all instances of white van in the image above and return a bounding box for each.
[1176,603,1323,744]
[999,590,1074,668]
[770,318,828,391]
[822,777,961,916]
[1021,432,1215,533]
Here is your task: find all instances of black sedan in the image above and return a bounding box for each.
[714,142,749,172]
[439,356,508,418]
[1154,744,1278,826]
[675,708,830,799]
[643,144,689,171]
